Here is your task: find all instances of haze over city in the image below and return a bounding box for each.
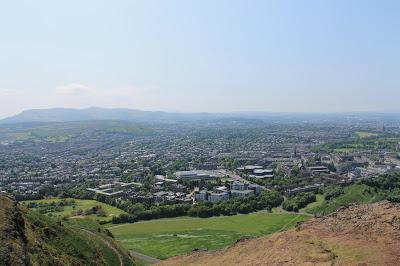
[1,0,400,118]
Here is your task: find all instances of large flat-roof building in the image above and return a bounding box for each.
[175,170,219,181]
[237,165,263,174]
[249,169,274,179]
[309,166,330,174]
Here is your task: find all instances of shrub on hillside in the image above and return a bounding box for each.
[282,192,316,212]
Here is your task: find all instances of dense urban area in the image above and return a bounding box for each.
[2,112,400,264]
[2,114,400,219]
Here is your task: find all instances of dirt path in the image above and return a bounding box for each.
[277,214,303,232]
[129,250,161,265]
[81,229,124,266]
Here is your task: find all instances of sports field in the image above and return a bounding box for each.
[108,212,310,259]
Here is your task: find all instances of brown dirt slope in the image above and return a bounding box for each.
[159,201,400,266]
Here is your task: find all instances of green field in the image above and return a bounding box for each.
[108,213,310,259]
[301,184,384,216]
[22,198,127,222]
[354,131,379,138]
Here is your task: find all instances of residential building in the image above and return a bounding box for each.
[231,181,248,191]
[195,190,208,201]
[208,192,229,203]
[231,189,254,198]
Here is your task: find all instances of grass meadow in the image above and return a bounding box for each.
[108,212,310,259]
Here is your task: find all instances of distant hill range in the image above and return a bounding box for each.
[0,107,226,124]
[1,107,400,124]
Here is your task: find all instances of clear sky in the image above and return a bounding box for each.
[0,0,399,118]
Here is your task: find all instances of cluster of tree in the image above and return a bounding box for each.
[72,205,106,217]
[362,172,400,190]
[282,192,316,212]
[323,185,344,200]
[247,175,302,191]
[13,193,44,201]
[112,203,191,223]
[188,190,283,218]
[220,158,238,171]
[326,163,337,172]
[361,172,400,203]
[111,190,283,223]
[25,199,76,214]
[19,183,97,200]
[386,188,400,203]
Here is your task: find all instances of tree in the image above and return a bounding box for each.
[142,174,155,190]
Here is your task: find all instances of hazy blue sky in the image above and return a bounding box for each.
[1,0,399,118]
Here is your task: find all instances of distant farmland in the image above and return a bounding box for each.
[108,212,310,259]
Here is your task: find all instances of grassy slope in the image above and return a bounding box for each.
[109,213,309,259]
[302,184,384,216]
[1,195,135,266]
[23,198,127,222]
[300,194,324,213]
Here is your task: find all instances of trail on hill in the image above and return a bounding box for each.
[130,250,161,264]
[81,229,124,266]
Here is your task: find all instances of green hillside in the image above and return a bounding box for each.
[0,194,135,266]
[0,120,151,143]
[22,198,127,222]
[301,184,385,215]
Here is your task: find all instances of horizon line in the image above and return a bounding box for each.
[2,106,400,120]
